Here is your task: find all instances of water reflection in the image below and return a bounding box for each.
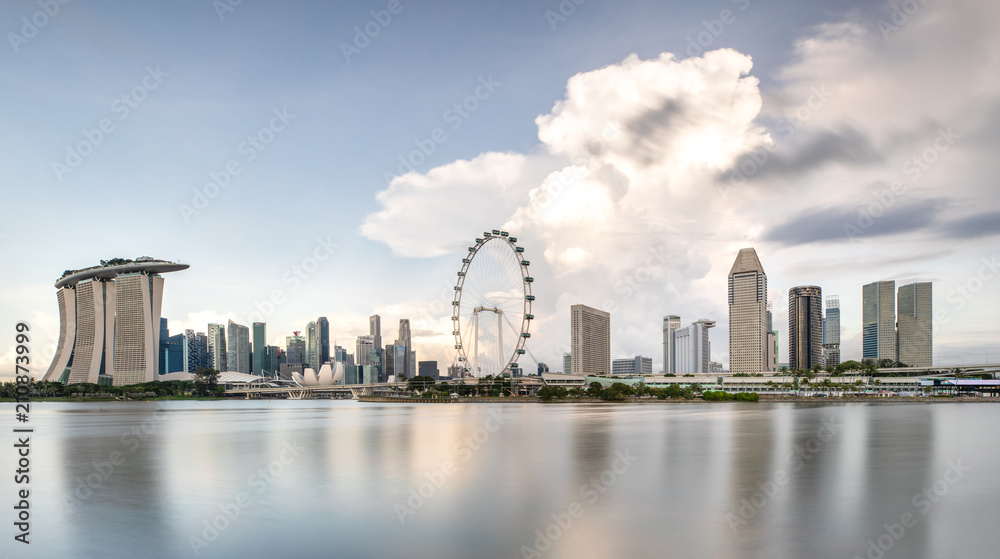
[7,400,999,559]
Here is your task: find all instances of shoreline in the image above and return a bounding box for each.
[6,396,996,404]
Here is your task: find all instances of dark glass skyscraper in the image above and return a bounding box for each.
[317,317,330,364]
[788,285,823,370]
[253,322,266,376]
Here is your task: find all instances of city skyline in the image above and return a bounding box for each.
[4,1,1000,381]
[29,248,983,383]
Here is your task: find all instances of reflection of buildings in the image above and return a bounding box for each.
[42,258,188,386]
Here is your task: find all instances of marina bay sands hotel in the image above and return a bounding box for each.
[42,257,188,386]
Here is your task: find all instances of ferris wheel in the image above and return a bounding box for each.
[453,230,533,377]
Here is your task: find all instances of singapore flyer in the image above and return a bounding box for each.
[452,229,533,378]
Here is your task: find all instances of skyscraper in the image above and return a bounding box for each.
[384,344,395,379]
[317,317,330,364]
[184,329,209,373]
[662,315,681,375]
[728,248,768,374]
[570,304,611,375]
[562,352,571,374]
[667,319,715,375]
[265,345,281,376]
[392,342,407,380]
[766,331,777,372]
[356,335,375,366]
[227,320,250,373]
[399,319,412,379]
[43,258,189,386]
[897,282,933,367]
[823,296,841,367]
[788,285,823,370]
[286,332,306,365]
[765,302,778,372]
[306,321,318,370]
[863,280,896,362]
[207,323,227,371]
[252,322,266,376]
[370,314,382,367]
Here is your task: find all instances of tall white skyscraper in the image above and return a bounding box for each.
[897,282,932,367]
[207,323,227,371]
[570,304,611,375]
[728,248,768,374]
[370,314,382,367]
[399,319,412,378]
[666,319,715,375]
[662,315,681,375]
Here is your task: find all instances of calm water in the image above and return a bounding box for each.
[5,400,1000,559]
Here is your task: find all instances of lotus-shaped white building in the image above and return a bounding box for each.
[292,361,346,386]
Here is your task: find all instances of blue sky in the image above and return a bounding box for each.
[3,0,999,379]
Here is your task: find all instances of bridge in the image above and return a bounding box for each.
[225,376,546,399]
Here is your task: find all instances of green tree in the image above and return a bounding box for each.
[407,375,436,392]
[587,381,604,399]
[192,368,220,396]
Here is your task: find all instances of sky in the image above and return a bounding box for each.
[2,0,999,381]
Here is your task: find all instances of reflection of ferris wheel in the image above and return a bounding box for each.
[453,230,534,378]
